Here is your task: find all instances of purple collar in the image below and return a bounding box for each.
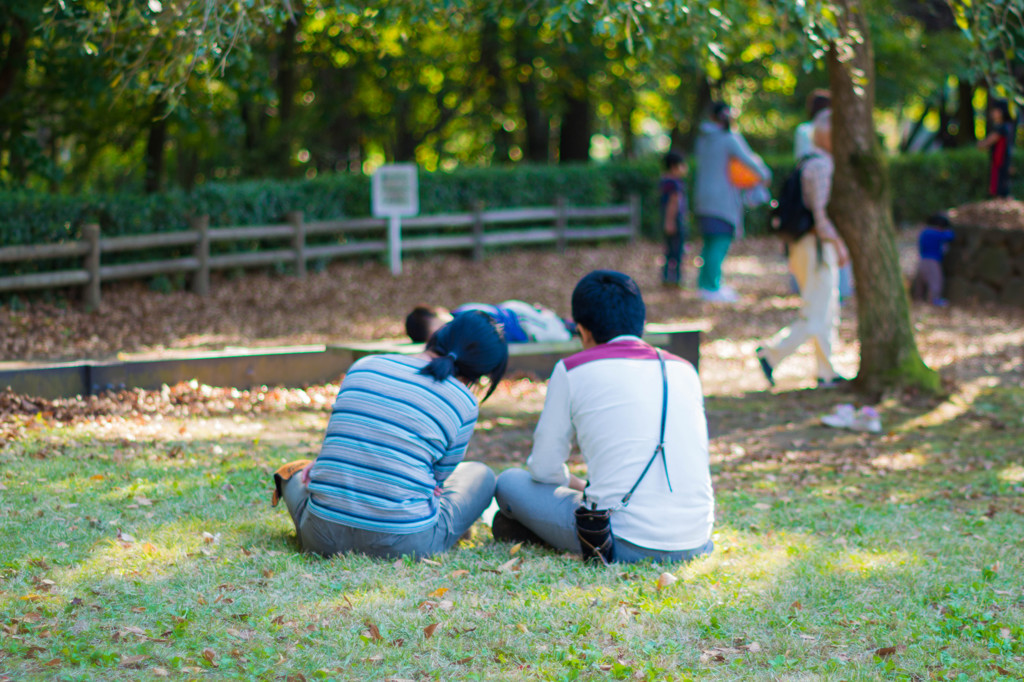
[563,338,687,371]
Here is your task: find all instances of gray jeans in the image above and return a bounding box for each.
[494,468,713,564]
[912,258,944,303]
[282,461,495,559]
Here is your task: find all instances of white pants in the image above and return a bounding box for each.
[762,234,840,381]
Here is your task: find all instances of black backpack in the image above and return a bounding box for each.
[769,156,817,239]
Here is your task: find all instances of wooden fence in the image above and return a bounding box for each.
[0,196,640,308]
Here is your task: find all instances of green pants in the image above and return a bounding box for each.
[698,234,733,292]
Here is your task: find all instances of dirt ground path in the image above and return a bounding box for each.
[2,235,1022,474]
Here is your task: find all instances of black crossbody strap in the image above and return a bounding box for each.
[620,348,671,508]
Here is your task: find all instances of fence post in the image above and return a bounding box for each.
[628,193,641,243]
[555,196,568,253]
[287,210,306,278]
[472,200,485,262]
[191,214,210,296]
[83,223,101,310]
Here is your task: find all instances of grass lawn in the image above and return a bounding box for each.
[2,239,1023,680]
[1,374,1022,681]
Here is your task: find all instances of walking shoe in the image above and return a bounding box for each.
[699,287,738,303]
[755,347,774,387]
[821,404,881,433]
[851,406,882,433]
[821,403,856,428]
[816,376,851,389]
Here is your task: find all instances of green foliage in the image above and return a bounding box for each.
[0,147,993,259]
[888,148,989,225]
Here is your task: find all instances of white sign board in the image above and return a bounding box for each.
[371,164,419,275]
[372,164,419,218]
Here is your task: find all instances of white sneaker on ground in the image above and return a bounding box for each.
[821,404,857,429]
[699,287,739,303]
[850,407,882,433]
[821,404,882,433]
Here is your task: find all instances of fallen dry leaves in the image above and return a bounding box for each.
[655,572,678,590]
[949,198,1024,232]
[0,242,695,363]
[699,641,762,663]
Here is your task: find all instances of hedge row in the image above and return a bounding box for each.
[0,147,995,250]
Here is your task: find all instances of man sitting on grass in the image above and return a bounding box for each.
[492,270,715,563]
[405,301,574,344]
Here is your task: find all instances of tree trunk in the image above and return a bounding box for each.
[953,78,976,146]
[520,77,550,162]
[480,17,513,163]
[0,15,28,102]
[827,0,939,394]
[393,96,418,162]
[144,98,168,194]
[514,35,550,163]
[272,7,302,172]
[937,88,952,147]
[900,103,930,152]
[559,91,591,162]
[680,72,714,151]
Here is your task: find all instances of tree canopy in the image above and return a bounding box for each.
[0,0,985,193]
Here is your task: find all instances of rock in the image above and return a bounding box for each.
[1000,278,1024,305]
[975,246,1012,286]
[946,277,972,302]
[971,280,1000,302]
[1006,231,1024,256]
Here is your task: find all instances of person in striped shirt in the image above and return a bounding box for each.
[274,311,508,559]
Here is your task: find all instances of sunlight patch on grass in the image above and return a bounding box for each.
[997,462,1024,484]
[870,450,927,471]
[688,528,814,596]
[899,375,998,431]
[831,548,918,576]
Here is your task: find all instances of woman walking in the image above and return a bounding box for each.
[693,102,770,302]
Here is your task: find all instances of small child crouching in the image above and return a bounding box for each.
[912,213,955,307]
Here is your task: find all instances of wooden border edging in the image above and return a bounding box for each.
[0,327,701,400]
[0,346,346,400]
[328,325,703,380]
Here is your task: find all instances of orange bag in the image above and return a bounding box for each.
[728,157,762,189]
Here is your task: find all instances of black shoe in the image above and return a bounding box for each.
[816,376,851,389]
[755,348,775,387]
[491,511,546,546]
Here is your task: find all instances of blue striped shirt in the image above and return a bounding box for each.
[306,355,479,534]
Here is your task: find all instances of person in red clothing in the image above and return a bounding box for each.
[978,99,1014,198]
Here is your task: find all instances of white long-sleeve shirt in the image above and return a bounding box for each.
[526,336,715,550]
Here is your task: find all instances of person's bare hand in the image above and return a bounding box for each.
[434,486,443,497]
[835,241,850,268]
[300,461,314,486]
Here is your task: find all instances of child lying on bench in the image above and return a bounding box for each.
[405,301,575,344]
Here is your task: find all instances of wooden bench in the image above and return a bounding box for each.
[327,323,704,378]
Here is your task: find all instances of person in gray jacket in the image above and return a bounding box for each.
[693,102,770,302]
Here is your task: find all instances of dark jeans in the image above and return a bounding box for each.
[663,232,685,285]
[494,468,714,564]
